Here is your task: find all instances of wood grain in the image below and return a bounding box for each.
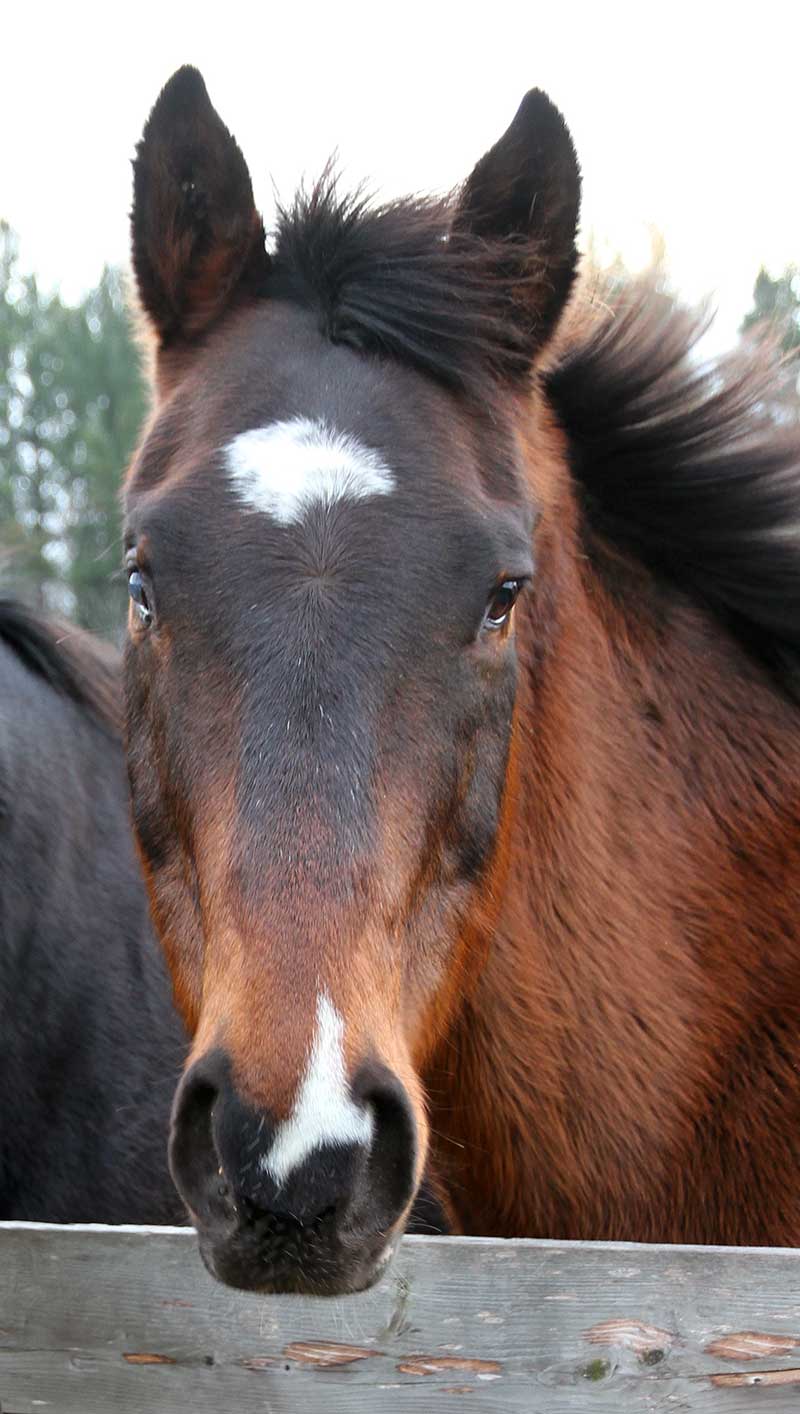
[2,1224,800,1411]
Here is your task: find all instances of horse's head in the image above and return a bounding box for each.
[124,66,580,1294]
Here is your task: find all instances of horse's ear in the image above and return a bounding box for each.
[131,67,269,344]
[453,89,581,354]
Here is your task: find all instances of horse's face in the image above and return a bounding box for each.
[125,307,531,1289]
[125,68,579,1294]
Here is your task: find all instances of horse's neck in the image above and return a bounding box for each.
[426,487,800,1239]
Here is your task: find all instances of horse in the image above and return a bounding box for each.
[0,595,451,1233]
[0,597,187,1222]
[121,65,800,1296]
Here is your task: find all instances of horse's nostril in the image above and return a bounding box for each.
[352,1062,418,1228]
[169,1053,237,1226]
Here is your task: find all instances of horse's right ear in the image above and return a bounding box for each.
[453,89,581,355]
[131,67,269,345]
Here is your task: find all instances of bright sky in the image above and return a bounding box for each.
[3,2,798,352]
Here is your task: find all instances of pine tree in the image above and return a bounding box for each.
[0,228,148,636]
[740,266,800,421]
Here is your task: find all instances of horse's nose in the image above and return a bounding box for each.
[169,1049,417,1243]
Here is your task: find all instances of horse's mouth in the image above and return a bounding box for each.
[194,1211,399,1296]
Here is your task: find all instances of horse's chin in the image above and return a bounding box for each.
[195,1222,399,1297]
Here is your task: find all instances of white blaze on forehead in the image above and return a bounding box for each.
[225,417,395,525]
[260,991,374,1185]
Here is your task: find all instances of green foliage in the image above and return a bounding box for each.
[0,223,148,637]
[741,266,800,351]
[740,265,800,421]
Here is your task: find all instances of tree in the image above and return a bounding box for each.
[0,226,148,637]
[739,266,800,421]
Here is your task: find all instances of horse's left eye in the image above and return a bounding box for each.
[484,579,523,631]
[128,569,153,628]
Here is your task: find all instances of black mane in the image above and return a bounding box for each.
[270,174,551,397]
[0,598,120,731]
[547,288,800,696]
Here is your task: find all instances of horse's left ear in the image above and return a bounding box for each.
[131,66,269,345]
[454,89,581,355]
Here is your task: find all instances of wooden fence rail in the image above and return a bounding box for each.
[2,1223,800,1411]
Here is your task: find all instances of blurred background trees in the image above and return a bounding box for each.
[1,221,798,641]
[739,266,800,423]
[0,223,147,639]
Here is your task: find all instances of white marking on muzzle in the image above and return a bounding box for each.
[260,991,374,1185]
[225,417,395,525]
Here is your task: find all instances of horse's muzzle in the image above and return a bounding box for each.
[168,1049,418,1294]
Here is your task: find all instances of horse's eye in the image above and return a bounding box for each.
[128,569,153,628]
[484,579,522,632]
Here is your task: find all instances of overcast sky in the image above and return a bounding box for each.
[3,3,798,351]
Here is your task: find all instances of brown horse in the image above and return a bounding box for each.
[123,66,800,1295]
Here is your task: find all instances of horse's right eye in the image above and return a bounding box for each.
[483,579,523,632]
[128,569,153,628]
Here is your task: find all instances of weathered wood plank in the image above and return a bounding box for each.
[2,1224,800,1411]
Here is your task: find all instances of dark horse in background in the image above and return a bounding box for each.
[120,68,800,1295]
[0,600,185,1222]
